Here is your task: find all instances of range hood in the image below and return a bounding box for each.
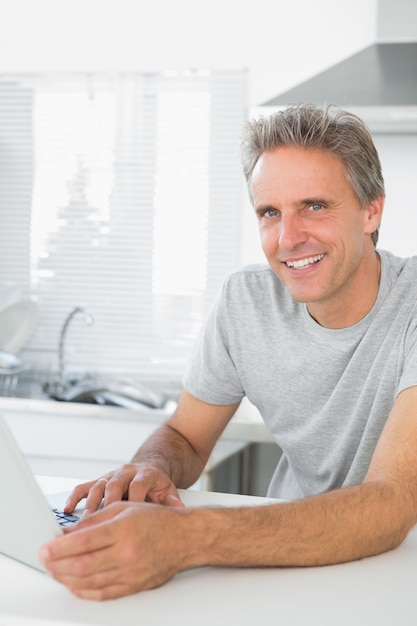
[261,42,417,133]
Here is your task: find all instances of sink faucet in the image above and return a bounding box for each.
[58,306,94,384]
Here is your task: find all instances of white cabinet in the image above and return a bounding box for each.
[2,405,249,492]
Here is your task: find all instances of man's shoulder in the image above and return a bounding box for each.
[221,263,294,312]
[225,263,286,294]
[380,249,417,283]
[227,262,278,284]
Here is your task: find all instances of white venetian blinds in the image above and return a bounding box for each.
[0,70,247,382]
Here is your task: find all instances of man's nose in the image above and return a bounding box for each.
[278,213,307,249]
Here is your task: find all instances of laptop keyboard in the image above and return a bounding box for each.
[52,508,80,527]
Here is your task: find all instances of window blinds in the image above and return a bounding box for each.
[0,70,247,384]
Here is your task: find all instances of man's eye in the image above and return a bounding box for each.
[309,203,323,211]
[258,208,277,219]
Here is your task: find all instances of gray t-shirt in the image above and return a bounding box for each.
[183,250,417,501]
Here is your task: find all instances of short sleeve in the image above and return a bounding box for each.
[182,280,245,405]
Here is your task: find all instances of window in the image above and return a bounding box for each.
[0,70,247,383]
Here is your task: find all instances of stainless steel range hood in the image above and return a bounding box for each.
[261,42,417,133]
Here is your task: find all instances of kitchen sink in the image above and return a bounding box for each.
[43,377,178,411]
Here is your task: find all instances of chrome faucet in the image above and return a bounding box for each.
[58,306,94,384]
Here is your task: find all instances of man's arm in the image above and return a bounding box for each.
[64,389,241,513]
[131,383,415,572]
[191,385,417,569]
[130,388,242,485]
[44,386,417,601]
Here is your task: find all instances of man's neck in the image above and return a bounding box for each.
[306,251,381,329]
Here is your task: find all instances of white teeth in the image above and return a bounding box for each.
[286,254,324,269]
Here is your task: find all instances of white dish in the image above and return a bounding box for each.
[0,300,38,354]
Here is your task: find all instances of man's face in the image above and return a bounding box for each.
[250,146,382,327]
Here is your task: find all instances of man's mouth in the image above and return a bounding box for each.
[285,254,325,269]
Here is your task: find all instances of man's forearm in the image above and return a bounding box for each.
[130,423,206,489]
[178,480,416,571]
[44,474,417,601]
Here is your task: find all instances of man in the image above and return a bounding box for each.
[40,104,417,601]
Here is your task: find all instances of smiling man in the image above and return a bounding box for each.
[252,146,382,327]
[41,104,417,601]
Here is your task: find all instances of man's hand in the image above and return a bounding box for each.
[64,391,240,517]
[40,501,189,601]
[64,463,184,516]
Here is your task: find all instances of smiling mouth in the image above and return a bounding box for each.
[285,254,325,269]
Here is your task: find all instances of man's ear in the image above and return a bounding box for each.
[364,195,384,235]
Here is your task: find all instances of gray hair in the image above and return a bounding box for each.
[241,104,385,246]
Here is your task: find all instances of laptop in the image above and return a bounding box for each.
[0,414,80,572]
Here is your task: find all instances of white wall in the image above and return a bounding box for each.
[375,0,417,260]
[373,134,417,258]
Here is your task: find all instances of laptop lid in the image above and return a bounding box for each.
[0,414,64,571]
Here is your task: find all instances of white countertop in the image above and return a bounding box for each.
[1,477,417,626]
[0,395,273,443]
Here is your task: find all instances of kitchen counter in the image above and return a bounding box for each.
[2,476,417,626]
[0,394,273,443]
